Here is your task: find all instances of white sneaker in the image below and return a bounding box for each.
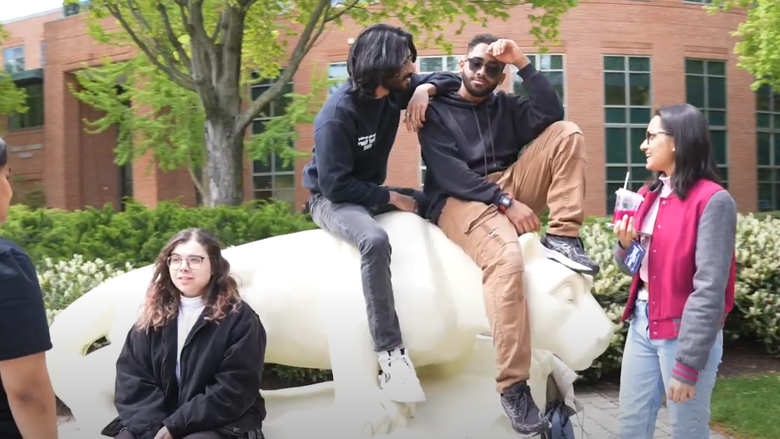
[377,348,426,403]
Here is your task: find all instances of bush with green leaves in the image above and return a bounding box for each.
[7,200,780,385]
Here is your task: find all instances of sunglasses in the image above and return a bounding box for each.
[466,57,504,79]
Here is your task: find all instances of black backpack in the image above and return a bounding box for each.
[541,374,578,439]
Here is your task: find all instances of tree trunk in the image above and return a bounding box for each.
[204,114,243,206]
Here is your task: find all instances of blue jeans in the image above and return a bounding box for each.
[617,299,723,439]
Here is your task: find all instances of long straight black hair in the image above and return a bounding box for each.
[649,103,722,199]
[347,23,417,100]
[0,136,7,169]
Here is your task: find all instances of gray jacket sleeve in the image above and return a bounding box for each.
[613,243,634,277]
[673,190,737,385]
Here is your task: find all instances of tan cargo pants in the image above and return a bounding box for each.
[436,120,587,393]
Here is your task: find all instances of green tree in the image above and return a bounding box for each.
[710,0,780,91]
[0,24,28,119]
[70,0,576,206]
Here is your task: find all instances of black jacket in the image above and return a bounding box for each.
[301,72,462,210]
[416,64,564,224]
[102,298,267,439]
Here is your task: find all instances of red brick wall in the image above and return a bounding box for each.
[6,1,755,217]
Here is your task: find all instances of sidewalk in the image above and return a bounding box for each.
[570,383,732,439]
[56,384,733,439]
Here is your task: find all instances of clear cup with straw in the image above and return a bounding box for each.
[612,171,644,225]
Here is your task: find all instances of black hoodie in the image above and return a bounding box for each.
[301,72,462,210]
[416,64,564,223]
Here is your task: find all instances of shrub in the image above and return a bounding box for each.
[7,201,780,386]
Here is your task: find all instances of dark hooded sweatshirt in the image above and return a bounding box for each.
[301,72,462,210]
[416,64,565,224]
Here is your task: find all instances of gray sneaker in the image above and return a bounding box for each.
[540,234,600,276]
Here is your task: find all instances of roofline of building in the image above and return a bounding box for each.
[1,7,62,25]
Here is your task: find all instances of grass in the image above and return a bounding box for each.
[710,372,780,439]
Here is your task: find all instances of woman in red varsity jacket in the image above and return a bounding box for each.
[612,103,737,439]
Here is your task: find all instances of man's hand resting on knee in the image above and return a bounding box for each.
[389,191,418,213]
[504,199,539,234]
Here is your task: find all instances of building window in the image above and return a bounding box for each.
[510,54,566,113]
[250,74,295,205]
[757,85,780,211]
[8,83,44,130]
[3,46,25,73]
[327,62,348,96]
[417,55,462,74]
[685,58,728,187]
[684,0,712,4]
[603,55,652,215]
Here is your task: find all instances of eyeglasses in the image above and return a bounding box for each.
[466,57,504,79]
[646,130,672,144]
[167,255,206,270]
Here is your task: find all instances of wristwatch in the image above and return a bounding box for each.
[497,194,513,213]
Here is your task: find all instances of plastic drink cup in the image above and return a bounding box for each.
[613,188,644,225]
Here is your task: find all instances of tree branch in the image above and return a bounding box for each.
[186,0,219,112]
[103,2,195,91]
[235,0,331,133]
[157,2,192,72]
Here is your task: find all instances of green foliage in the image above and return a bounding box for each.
[709,0,780,91]
[0,24,27,118]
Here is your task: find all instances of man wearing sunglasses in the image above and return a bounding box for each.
[301,23,462,406]
[416,34,598,437]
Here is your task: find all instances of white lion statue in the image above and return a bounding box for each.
[46,211,614,439]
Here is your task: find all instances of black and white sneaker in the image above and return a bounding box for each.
[540,234,600,276]
[501,381,550,437]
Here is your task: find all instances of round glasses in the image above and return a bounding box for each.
[167,255,206,270]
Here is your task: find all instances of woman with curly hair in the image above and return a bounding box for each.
[102,228,267,439]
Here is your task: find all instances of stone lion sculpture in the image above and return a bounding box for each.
[46,211,614,439]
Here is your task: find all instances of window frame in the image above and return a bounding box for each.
[249,75,296,204]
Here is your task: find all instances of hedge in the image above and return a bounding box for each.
[3,200,780,385]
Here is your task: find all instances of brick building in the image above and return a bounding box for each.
[1,0,772,217]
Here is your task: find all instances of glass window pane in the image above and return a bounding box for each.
[707,77,726,109]
[605,108,626,124]
[630,108,651,124]
[706,61,726,76]
[273,189,296,205]
[757,85,772,111]
[446,56,462,72]
[605,72,626,105]
[718,166,728,183]
[685,59,704,74]
[758,132,771,165]
[546,72,564,103]
[606,128,627,164]
[253,158,272,174]
[274,174,295,188]
[710,130,727,165]
[630,128,646,163]
[604,56,625,71]
[774,134,780,165]
[419,57,443,73]
[758,184,773,211]
[548,55,564,70]
[708,110,726,127]
[631,165,651,182]
[774,94,780,112]
[606,166,629,181]
[686,75,705,108]
[758,168,773,182]
[628,57,650,72]
[774,114,780,130]
[274,153,294,172]
[253,175,273,190]
[629,73,651,106]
